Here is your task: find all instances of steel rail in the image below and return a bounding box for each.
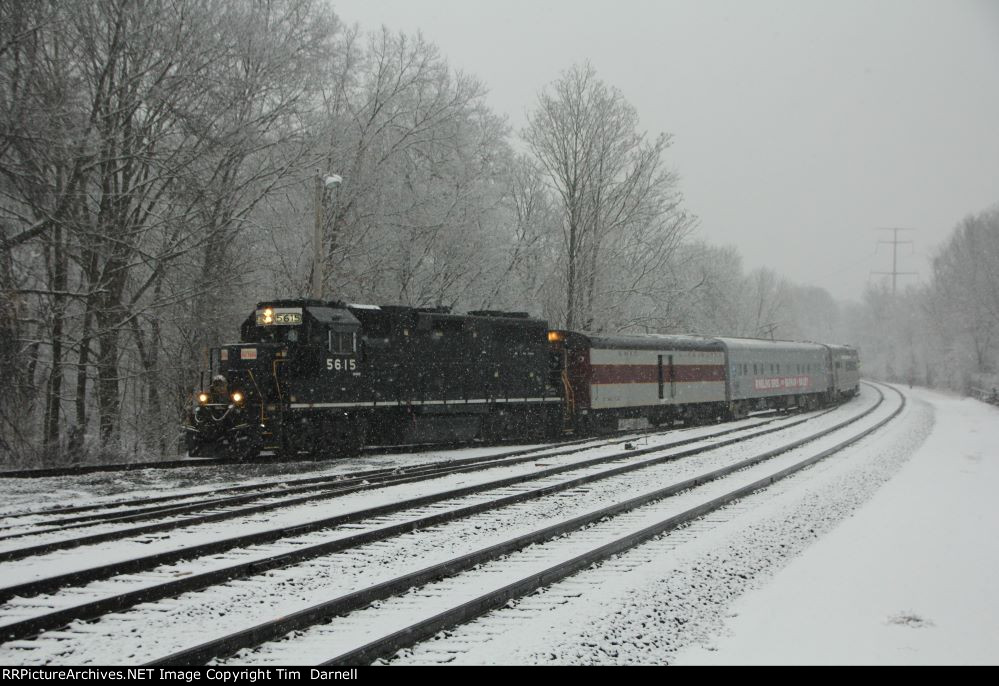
[333,383,904,665]
[0,458,231,480]
[0,436,645,539]
[0,414,800,562]
[0,419,758,531]
[0,429,646,518]
[0,406,842,639]
[151,383,897,666]
[0,439,540,480]
[0,413,810,605]
[0,415,729,481]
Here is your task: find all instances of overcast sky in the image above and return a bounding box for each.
[333,0,999,301]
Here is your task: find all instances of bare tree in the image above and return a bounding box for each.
[929,207,999,383]
[523,62,694,331]
[739,268,789,338]
[0,0,343,465]
[298,28,511,309]
[474,154,558,313]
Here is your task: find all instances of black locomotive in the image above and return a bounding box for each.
[185,299,564,458]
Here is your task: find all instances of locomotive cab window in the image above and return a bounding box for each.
[329,330,357,355]
[245,322,304,344]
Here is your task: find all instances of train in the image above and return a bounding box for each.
[184,298,860,459]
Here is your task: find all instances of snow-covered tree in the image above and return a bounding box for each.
[523,62,695,332]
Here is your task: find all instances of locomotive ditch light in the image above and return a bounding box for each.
[231,391,244,405]
[197,392,210,405]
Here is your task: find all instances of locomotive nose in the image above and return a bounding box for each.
[222,343,284,405]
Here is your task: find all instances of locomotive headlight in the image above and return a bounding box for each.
[231,391,244,404]
[262,308,274,325]
[197,392,209,405]
[547,331,562,343]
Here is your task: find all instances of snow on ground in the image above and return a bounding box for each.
[0,444,549,516]
[0,418,792,587]
[394,385,997,665]
[3,385,993,665]
[676,386,999,665]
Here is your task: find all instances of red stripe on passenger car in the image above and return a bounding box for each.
[589,364,725,384]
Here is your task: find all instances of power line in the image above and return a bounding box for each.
[872,227,917,296]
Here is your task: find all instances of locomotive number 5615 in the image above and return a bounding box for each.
[326,358,357,371]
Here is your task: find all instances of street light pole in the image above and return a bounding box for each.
[311,171,342,299]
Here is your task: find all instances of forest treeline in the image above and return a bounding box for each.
[1,0,995,465]
[848,207,999,398]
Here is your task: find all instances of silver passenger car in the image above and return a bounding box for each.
[716,337,830,413]
[822,344,861,399]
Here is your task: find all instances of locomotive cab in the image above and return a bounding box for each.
[240,301,361,379]
[186,300,363,459]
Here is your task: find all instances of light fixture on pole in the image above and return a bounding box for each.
[312,172,343,299]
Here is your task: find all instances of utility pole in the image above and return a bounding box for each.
[311,171,343,299]
[872,227,917,296]
[312,171,323,299]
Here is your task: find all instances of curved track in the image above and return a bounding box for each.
[0,415,809,563]
[0,387,897,664]
[0,413,811,621]
[169,383,904,665]
[0,416,787,532]
[0,419,738,481]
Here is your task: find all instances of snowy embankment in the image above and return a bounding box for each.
[676,386,999,665]
[394,385,997,665]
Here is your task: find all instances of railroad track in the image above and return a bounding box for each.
[0,388,895,664]
[0,413,790,529]
[0,431,661,541]
[0,419,783,537]
[0,413,808,635]
[0,418,732,481]
[0,440,552,480]
[0,415,800,561]
[173,383,905,666]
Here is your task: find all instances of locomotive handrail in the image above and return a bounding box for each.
[271,358,288,402]
[245,368,266,425]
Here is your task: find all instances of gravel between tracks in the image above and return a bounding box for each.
[391,385,929,665]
